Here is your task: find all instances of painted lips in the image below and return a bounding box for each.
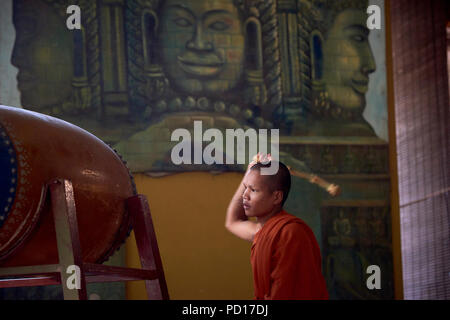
[16,72,36,90]
[17,71,35,82]
[177,55,224,77]
[352,78,369,94]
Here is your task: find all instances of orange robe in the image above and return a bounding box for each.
[251,210,329,300]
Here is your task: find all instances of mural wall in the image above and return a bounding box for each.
[0,0,393,299]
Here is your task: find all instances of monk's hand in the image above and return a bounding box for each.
[247,153,272,171]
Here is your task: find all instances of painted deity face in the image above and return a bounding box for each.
[158,0,245,97]
[11,0,73,109]
[322,9,376,111]
[242,169,279,220]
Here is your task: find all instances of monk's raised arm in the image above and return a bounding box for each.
[225,175,260,242]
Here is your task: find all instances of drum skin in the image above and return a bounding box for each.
[0,105,135,267]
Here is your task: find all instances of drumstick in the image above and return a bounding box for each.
[289,168,341,197]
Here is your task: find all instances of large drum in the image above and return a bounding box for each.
[0,105,136,267]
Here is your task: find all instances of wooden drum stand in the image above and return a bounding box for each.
[0,179,169,300]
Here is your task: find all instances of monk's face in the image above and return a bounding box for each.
[242,170,279,219]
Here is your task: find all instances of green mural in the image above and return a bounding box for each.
[2,0,393,299]
[296,1,378,136]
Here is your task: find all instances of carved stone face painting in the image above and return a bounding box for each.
[158,0,245,97]
[322,9,376,112]
[11,0,73,110]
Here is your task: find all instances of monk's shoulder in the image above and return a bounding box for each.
[278,214,315,241]
[279,220,308,236]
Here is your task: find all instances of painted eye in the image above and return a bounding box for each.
[208,21,230,31]
[173,17,192,27]
[351,35,366,42]
[16,20,37,40]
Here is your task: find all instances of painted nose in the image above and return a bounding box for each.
[361,46,376,75]
[186,24,213,51]
[11,42,26,68]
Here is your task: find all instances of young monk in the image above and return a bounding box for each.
[225,154,329,300]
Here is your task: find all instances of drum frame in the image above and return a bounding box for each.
[0,179,169,300]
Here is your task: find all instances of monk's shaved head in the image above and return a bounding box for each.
[250,161,291,206]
